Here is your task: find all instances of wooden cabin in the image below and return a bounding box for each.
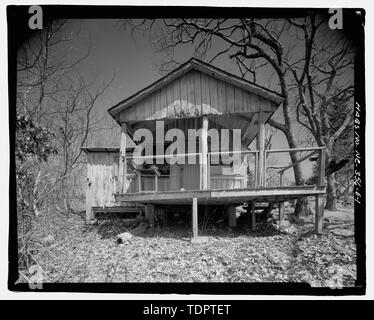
[83,58,326,235]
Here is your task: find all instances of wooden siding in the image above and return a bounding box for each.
[86,152,141,208]
[119,70,274,122]
[125,161,249,193]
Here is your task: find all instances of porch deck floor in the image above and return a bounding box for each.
[115,186,326,205]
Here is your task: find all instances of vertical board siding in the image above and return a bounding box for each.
[87,153,124,208]
[187,71,196,115]
[173,77,181,116]
[181,73,188,116]
[119,70,274,121]
[200,72,210,114]
[225,82,235,114]
[209,76,219,115]
[194,71,202,114]
[182,164,200,190]
[155,89,161,117]
[217,80,226,113]
[166,82,174,118]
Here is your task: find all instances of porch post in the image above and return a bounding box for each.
[145,204,155,228]
[256,111,265,188]
[315,148,326,234]
[315,195,324,234]
[118,123,129,193]
[201,116,209,190]
[192,197,198,239]
[250,202,256,231]
[279,202,285,222]
[227,205,237,228]
[319,147,326,187]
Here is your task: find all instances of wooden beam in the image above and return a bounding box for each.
[256,111,265,188]
[227,205,237,227]
[91,206,143,213]
[118,123,128,193]
[192,197,198,239]
[115,186,326,203]
[200,116,209,190]
[125,123,135,137]
[266,146,325,153]
[315,195,324,234]
[279,170,285,222]
[242,113,258,141]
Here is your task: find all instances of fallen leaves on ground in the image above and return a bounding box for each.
[28,210,357,287]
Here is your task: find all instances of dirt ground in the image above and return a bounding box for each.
[22,203,356,287]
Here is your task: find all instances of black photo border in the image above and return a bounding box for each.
[7,5,366,295]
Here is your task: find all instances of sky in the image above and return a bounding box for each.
[69,19,287,142]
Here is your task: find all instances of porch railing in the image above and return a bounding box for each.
[122,146,326,193]
[265,147,326,188]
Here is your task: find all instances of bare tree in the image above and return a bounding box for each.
[287,17,354,210]
[17,19,114,215]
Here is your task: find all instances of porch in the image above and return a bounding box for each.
[115,146,327,236]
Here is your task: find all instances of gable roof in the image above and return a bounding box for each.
[107,58,284,120]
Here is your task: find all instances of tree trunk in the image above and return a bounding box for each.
[325,172,338,211]
[275,76,309,218]
[285,130,309,218]
[293,197,309,221]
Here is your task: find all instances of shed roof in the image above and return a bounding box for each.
[107,58,284,120]
[81,147,120,154]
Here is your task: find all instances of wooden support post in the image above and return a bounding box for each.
[138,173,141,192]
[155,174,158,192]
[207,154,211,189]
[278,171,285,222]
[118,123,128,193]
[204,205,209,219]
[264,152,267,187]
[319,148,326,187]
[254,152,258,188]
[279,171,284,188]
[279,202,285,222]
[251,202,256,231]
[192,197,198,239]
[227,205,237,228]
[200,116,209,190]
[315,195,324,234]
[145,204,155,228]
[256,112,265,188]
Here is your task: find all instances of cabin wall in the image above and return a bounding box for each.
[168,158,248,191]
[119,70,275,122]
